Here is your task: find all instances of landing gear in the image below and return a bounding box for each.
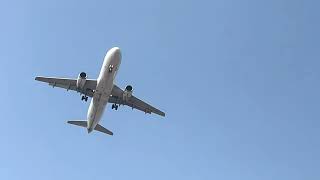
[81,95,88,102]
[112,104,118,110]
[108,65,114,72]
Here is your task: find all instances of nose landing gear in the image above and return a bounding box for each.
[112,104,118,110]
[108,65,114,72]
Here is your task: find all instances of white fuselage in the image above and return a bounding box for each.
[87,47,121,132]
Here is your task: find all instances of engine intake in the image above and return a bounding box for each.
[77,72,87,89]
[123,85,133,101]
[125,85,133,92]
[79,72,87,78]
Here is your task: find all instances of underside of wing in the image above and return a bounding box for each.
[109,84,165,117]
[35,76,97,97]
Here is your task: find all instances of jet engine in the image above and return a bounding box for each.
[77,72,87,89]
[123,85,133,101]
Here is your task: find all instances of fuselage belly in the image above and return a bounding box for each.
[87,47,121,132]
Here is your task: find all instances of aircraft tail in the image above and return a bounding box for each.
[67,120,87,128]
[67,121,113,136]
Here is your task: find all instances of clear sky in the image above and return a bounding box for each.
[0,0,319,179]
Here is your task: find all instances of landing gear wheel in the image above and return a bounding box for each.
[82,95,88,102]
[108,65,114,72]
[112,104,118,110]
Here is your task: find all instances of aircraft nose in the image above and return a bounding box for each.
[111,47,121,58]
[105,47,122,65]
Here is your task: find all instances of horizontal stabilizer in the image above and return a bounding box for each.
[94,124,113,135]
[67,120,87,127]
[67,121,113,135]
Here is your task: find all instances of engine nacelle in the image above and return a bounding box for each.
[123,85,133,101]
[77,72,87,89]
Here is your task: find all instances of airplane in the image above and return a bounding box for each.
[35,47,165,136]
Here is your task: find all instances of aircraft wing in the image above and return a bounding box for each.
[35,76,97,97]
[109,84,165,117]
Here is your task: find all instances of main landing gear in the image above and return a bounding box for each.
[111,103,118,110]
[81,95,88,102]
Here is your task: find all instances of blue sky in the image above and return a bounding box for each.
[0,0,319,179]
